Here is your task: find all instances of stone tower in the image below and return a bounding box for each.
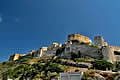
[94,36,108,48]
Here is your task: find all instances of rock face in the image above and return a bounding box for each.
[68,34,92,44]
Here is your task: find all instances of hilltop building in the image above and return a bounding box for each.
[58,34,120,63]
[94,36,120,63]
[9,33,120,63]
[58,34,102,60]
[46,42,62,56]
[27,47,48,58]
[9,42,62,61]
[29,43,62,57]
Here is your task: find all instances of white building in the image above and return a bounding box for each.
[59,72,83,80]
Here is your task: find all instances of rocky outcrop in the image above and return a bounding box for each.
[68,34,92,44]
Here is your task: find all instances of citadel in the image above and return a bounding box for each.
[9,34,120,63]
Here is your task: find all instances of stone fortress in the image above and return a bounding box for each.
[9,34,120,63]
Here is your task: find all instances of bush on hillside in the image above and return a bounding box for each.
[91,59,113,70]
[75,58,86,62]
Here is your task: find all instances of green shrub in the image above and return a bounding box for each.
[18,58,30,63]
[91,59,113,70]
[80,42,99,49]
[75,58,86,62]
[89,45,99,49]
[46,63,67,73]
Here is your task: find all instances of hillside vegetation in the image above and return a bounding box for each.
[0,56,119,80]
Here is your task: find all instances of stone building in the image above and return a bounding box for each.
[9,33,120,63]
[94,36,120,63]
[9,54,25,61]
[102,45,120,63]
[23,34,120,63]
[59,72,83,80]
[46,43,62,56]
[26,43,62,58]
[27,47,48,58]
[9,42,62,61]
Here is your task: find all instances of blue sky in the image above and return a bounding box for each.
[0,0,120,61]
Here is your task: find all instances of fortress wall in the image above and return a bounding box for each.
[109,45,120,51]
[108,46,120,62]
[63,43,101,59]
[102,46,116,63]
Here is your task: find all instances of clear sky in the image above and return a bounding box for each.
[0,0,120,61]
